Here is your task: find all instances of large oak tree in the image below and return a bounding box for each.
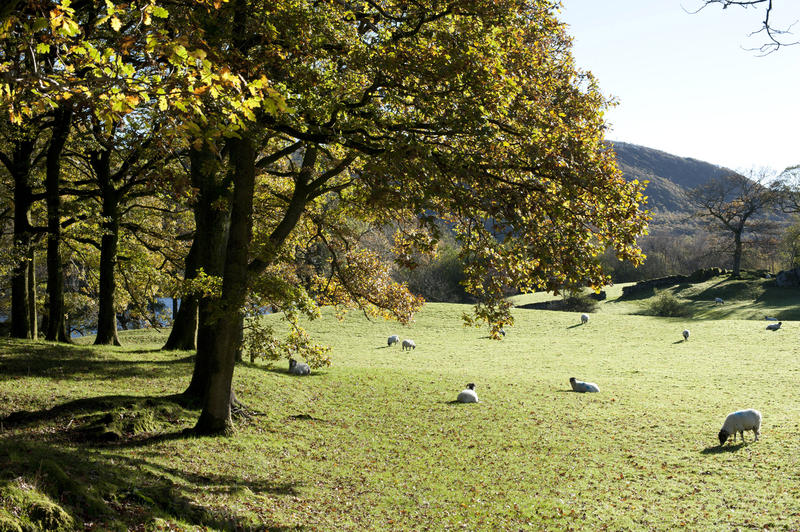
[165,0,650,434]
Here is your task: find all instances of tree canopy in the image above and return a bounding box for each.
[1,0,650,434]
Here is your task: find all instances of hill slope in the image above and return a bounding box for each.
[611,141,734,215]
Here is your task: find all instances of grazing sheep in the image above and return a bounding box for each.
[457,383,479,403]
[387,334,400,347]
[288,358,310,376]
[714,297,724,305]
[401,339,416,350]
[766,322,782,331]
[580,313,590,325]
[718,409,761,445]
[765,316,778,321]
[569,377,599,393]
[682,329,690,341]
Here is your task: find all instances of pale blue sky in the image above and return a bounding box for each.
[560,1,800,172]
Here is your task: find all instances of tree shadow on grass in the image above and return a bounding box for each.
[700,443,745,454]
[0,393,192,430]
[0,394,301,530]
[0,340,194,383]
[0,434,300,531]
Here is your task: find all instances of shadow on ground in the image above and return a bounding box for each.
[0,339,193,383]
[0,392,299,530]
[700,443,745,454]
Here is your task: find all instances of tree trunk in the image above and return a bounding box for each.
[45,105,73,342]
[163,295,198,350]
[162,239,199,351]
[194,137,256,435]
[27,248,37,340]
[93,151,121,346]
[94,209,121,345]
[10,138,35,339]
[182,144,231,394]
[732,231,743,277]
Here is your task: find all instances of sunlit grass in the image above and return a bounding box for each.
[1,291,800,529]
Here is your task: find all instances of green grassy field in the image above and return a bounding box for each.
[2,281,800,530]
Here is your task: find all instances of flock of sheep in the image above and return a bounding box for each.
[288,297,773,447]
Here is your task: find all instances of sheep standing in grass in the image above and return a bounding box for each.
[580,313,589,325]
[718,409,761,445]
[388,334,400,347]
[457,383,479,403]
[401,339,416,351]
[288,358,310,376]
[766,322,782,331]
[569,377,599,393]
[715,297,724,305]
[682,329,690,341]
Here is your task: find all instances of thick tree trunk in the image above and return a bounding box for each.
[45,106,73,342]
[94,211,121,345]
[181,145,231,394]
[10,138,35,339]
[93,151,121,346]
[194,137,256,435]
[732,231,743,277]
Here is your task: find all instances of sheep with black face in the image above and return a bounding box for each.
[718,409,761,445]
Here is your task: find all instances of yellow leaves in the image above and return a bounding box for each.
[110,16,122,31]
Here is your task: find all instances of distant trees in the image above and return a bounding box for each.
[686,171,780,277]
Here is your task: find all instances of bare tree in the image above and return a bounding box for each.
[686,170,780,276]
[694,1,799,53]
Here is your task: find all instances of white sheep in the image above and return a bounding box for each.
[718,409,761,445]
[766,321,782,331]
[765,316,778,321]
[288,358,310,376]
[682,329,690,341]
[569,377,599,393]
[387,334,400,347]
[580,313,589,325]
[401,339,416,350]
[714,297,724,305]
[457,383,479,403]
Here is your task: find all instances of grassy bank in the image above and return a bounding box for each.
[511,273,800,320]
[1,298,800,530]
